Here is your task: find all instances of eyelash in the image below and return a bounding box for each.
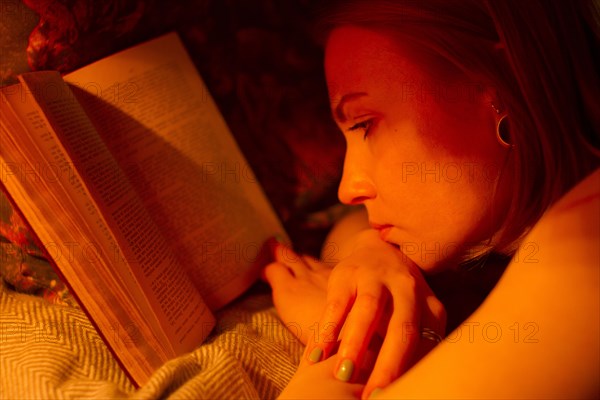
[348,119,374,140]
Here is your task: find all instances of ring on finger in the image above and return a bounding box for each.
[421,327,443,343]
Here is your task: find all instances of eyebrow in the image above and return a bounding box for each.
[333,92,368,123]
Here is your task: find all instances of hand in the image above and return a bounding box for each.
[262,241,332,345]
[278,353,364,399]
[304,229,446,399]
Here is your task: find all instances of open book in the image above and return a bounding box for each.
[0,32,287,387]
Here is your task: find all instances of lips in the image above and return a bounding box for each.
[369,222,393,241]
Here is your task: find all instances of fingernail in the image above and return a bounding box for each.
[274,233,286,244]
[335,359,354,382]
[368,387,383,399]
[308,347,323,363]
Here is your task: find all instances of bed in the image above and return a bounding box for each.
[0,0,344,397]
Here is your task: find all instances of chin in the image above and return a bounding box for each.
[394,239,464,274]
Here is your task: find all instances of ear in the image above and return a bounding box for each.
[477,83,503,113]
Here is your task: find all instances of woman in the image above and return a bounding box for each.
[263,0,599,398]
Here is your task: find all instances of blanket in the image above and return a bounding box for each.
[0,281,303,399]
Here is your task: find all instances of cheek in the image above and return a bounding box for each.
[408,91,500,163]
[391,108,504,203]
[374,147,498,240]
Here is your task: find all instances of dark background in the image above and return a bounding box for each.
[0,0,347,256]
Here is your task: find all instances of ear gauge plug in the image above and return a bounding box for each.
[491,102,512,148]
[496,114,511,147]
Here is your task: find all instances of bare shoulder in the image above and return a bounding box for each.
[521,168,599,269]
[498,167,599,309]
[545,168,599,216]
[384,169,599,399]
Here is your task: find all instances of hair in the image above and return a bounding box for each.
[316,0,600,260]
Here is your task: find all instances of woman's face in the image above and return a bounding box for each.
[325,26,513,272]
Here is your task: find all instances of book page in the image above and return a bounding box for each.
[64,33,287,309]
[1,73,214,385]
[2,86,166,385]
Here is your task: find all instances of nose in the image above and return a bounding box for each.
[337,150,376,205]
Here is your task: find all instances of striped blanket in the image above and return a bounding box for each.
[0,281,302,399]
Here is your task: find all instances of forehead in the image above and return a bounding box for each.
[324,26,416,100]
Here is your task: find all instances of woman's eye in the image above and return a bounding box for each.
[347,119,374,140]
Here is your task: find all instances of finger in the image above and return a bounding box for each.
[304,280,355,365]
[362,287,419,399]
[288,355,366,400]
[273,242,308,277]
[302,253,331,271]
[333,283,387,383]
[261,261,294,285]
[413,292,446,361]
[422,292,446,334]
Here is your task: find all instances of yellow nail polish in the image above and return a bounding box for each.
[308,347,322,363]
[274,233,286,244]
[335,359,354,382]
[369,387,383,399]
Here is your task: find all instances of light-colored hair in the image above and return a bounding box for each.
[317,0,600,260]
